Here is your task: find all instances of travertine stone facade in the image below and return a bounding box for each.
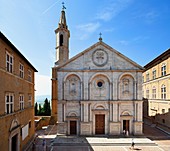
[143,49,170,128]
[0,32,37,151]
[51,8,144,136]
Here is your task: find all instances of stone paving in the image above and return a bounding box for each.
[33,122,170,151]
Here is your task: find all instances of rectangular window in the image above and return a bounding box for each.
[146,73,149,82]
[28,70,32,82]
[152,70,156,79]
[161,86,166,99]
[161,64,166,76]
[6,52,13,73]
[19,63,24,78]
[152,88,156,99]
[28,94,32,107]
[5,93,14,114]
[146,90,149,99]
[19,94,24,110]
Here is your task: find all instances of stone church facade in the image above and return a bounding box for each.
[51,7,143,136]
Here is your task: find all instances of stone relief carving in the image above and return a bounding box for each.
[122,78,129,94]
[92,49,108,66]
[65,75,81,100]
[120,75,134,100]
[69,77,78,95]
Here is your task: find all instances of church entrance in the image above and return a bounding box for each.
[11,134,18,151]
[70,121,77,135]
[95,114,105,134]
[123,120,129,132]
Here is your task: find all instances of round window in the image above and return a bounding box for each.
[97,81,103,87]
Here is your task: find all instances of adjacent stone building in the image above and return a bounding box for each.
[143,49,170,128]
[51,7,144,135]
[0,32,37,151]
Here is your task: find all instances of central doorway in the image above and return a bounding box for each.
[70,121,77,135]
[123,120,129,132]
[95,114,105,134]
[12,134,18,151]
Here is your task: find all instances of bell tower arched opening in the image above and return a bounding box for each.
[60,34,63,46]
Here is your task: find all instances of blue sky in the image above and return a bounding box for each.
[1,0,170,96]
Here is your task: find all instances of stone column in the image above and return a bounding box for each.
[117,103,120,121]
[117,81,120,100]
[63,103,66,121]
[138,102,142,121]
[113,102,117,122]
[62,81,65,100]
[109,82,112,100]
[88,83,90,100]
[88,103,91,122]
[84,103,88,122]
[110,102,112,121]
[80,81,82,100]
[81,103,84,122]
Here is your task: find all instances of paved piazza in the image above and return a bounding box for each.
[34,123,170,151]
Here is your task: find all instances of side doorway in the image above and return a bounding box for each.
[70,121,77,135]
[95,114,105,135]
[123,120,129,133]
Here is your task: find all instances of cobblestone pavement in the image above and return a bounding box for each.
[33,123,170,151]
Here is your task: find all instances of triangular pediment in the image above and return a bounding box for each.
[55,41,144,71]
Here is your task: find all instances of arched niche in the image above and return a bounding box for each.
[89,74,110,100]
[119,74,135,100]
[65,74,81,100]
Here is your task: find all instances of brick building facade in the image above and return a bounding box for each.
[0,32,37,151]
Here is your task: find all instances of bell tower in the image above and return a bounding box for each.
[50,2,70,124]
[55,2,70,66]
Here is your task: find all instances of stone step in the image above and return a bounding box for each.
[44,125,58,135]
[52,142,157,146]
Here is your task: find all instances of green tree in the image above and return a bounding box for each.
[38,104,42,115]
[34,102,38,116]
[43,98,51,116]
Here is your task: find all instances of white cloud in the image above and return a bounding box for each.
[119,40,129,45]
[96,0,133,21]
[76,22,101,40]
[104,28,115,32]
[77,22,100,33]
[35,74,51,96]
[144,11,159,24]
[132,10,159,24]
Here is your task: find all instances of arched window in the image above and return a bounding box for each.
[161,63,166,76]
[60,34,63,46]
[152,86,156,99]
[161,85,166,99]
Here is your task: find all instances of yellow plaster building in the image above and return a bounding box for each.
[143,49,170,128]
[0,32,37,151]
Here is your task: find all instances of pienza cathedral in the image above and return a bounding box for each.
[51,6,144,136]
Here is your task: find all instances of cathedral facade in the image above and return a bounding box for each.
[51,7,143,136]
